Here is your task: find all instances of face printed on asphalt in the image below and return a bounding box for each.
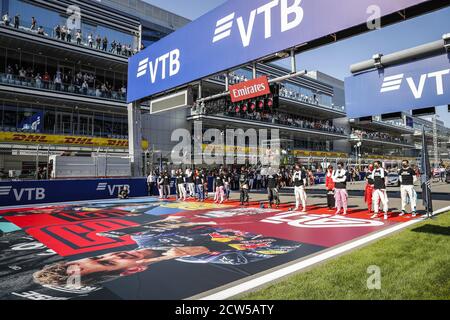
[65,249,158,277]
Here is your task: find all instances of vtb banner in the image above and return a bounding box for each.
[127,0,430,102]
[345,53,450,118]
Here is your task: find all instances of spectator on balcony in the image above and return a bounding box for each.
[76,30,82,45]
[54,71,62,91]
[66,28,72,42]
[2,12,10,26]
[95,85,101,97]
[60,25,67,41]
[54,25,61,39]
[31,17,37,30]
[110,40,117,53]
[120,84,127,98]
[37,26,44,35]
[82,79,89,95]
[13,14,20,29]
[117,42,122,55]
[18,67,26,81]
[102,36,108,51]
[43,72,50,89]
[88,33,93,48]
[35,73,42,88]
[95,35,101,50]
[6,65,13,80]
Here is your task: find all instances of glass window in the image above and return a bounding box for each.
[3,104,17,128]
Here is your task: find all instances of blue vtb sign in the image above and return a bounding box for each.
[345,53,450,118]
[127,0,429,103]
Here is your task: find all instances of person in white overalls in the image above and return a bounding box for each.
[292,165,308,212]
[370,161,389,220]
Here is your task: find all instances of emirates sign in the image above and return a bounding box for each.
[229,76,271,103]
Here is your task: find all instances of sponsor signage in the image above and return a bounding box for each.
[0,132,150,150]
[128,0,430,102]
[229,76,271,102]
[345,53,450,118]
[0,178,148,206]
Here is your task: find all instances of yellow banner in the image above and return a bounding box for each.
[291,150,348,158]
[0,132,149,150]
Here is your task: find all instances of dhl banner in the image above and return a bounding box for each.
[291,150,348,158]
[0,132,149,150]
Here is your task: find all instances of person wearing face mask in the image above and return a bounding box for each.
[325,165,335,210]
[364,164,376,213]
[332,162,348,215]
[292,165,308,212]
[398,160,418,217]
[370,161,389,220]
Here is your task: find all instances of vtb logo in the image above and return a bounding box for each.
[213,0,304,47]
[0,186,46,201]
[136,49,181,83]
[97,183,130,196]
[381,68,450,99]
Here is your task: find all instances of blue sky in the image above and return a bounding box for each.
[145,0,450,124]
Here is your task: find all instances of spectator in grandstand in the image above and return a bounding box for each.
[18,67,26,81]
[54,71,62,91]
[6,65,13,80]
[34,73,42,88]
[31,16,36,30]
[66,28,72,42]
[76,30,82,45]
[54,24,61,39]
[13,14,19,29]
[81,79,89,95]
[60,25,67,41]
[88,33,93,47]
[102,36,108,51]
[42,72,50,89]
[2,12,10,26]
[96,34,101,49]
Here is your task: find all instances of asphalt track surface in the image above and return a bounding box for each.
[0,184,448,300]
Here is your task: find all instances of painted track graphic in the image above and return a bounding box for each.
[0,197,418,300]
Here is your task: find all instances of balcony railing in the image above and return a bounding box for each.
[191,109,348,136]
[0,73,127,102]
[0,21,138,58]
[349,133,411,145]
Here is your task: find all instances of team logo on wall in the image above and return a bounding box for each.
[262,213,385,228]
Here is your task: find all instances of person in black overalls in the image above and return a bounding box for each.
[267,168,280,208]
[162,170,171,199]
[239,167,250,206]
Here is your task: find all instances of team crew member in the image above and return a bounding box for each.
[214,172,225,204]
[364,164,375,213]
[398,160,418,217]
[162,170,171,199]
[223,169,231,200]
[332,162,348,215]
[292,165,307,212]
[370,161,389,220]
[267,169,280,208]
[325,165,335,210]
[194,169,205,202]
[239,167,250,206]
[176,169,187,201]
[157,172,164,199]
[185,168,195,198]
